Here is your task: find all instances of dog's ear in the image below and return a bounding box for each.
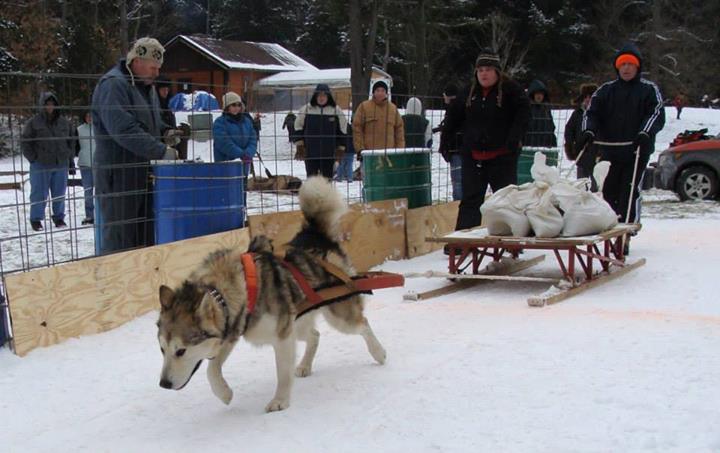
[159,285,175,309]
[197,292,224,329]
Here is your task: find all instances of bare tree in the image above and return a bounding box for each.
[348,0,383,112]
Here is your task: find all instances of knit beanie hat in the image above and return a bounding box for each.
[222,91,244,110]
[475,49,501,69]
[615,53,640,69]
[127,37,165,65]
[372,80,389,93]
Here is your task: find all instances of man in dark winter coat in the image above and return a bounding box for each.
[564,83,599,180]
[92,37,179,255]
[294,83,348,179]
[578,43,665,225]
[443,49,531,231]
[21,92,75,231]
[435,84,462,200]
[524,79,557,148]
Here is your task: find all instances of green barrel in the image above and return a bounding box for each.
[518,147,559,184]
[362,148,432,209]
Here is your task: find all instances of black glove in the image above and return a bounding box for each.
[68,167,76,176]
[633,131,651,156]
[577,130,595,152]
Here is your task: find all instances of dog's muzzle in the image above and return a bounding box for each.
[159,359,203,390]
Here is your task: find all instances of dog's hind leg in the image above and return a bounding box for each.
[322,303,386,365]
[207,340,237,405]
[265,335,296,413]
[294,315,320,378]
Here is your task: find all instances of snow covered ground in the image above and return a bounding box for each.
[0,107,719,451]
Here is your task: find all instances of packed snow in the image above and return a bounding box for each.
[1,107,719,451]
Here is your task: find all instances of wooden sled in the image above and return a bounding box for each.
[403,255,545,301]
[425,223,645,307]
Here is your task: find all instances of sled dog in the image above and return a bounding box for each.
[156,176,386,412]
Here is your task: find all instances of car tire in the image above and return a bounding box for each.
[675,166,719,201]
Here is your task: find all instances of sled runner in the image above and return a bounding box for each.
[424,223,644,307]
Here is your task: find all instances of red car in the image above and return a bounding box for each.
[652,138,720,200]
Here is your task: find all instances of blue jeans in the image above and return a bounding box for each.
[449,153,463,201]
[335,153,354,181]
[29,162,67,222]
[80,167,94,219]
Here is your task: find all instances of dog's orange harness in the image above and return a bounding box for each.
[240,253,258,313]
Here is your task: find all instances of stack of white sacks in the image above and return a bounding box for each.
[480,152,618,238]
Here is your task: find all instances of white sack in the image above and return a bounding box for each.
[530,151,560,185]
[526,190,564,238]
[593,161,611,193]
[561,191,618,237]
[480,185,533,236]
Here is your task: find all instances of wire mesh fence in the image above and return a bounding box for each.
[0,71,574,281]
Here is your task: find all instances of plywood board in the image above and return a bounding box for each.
[405,201,459,258]
[5,228,250,356]
[248,198,408,272]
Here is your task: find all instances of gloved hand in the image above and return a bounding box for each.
[68,166,76,176]
[162,146,179,160]
[163,129,183,146]
[294,141,305,161]
[577,130,595,151]
[633,131,651,156]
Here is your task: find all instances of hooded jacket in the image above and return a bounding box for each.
[402,97,432,148]
[212,112,257,163]
[353,96,405,151]
[524,79,557,148]
[21,92,74,165]
[582,43,665,160]
[294,85,348,159]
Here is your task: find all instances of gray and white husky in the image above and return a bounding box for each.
[156,176,386,412]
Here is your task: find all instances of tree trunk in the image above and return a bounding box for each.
[119,0,128,54]
[349,0,382,114]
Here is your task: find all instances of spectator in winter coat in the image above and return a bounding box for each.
[435,84,462,200]
[76,112,96,225]
[294,83,348,179]
[402,97,432,148]
[213,91,257,180]
[282,112,296,143]
[672,93,687,119]
[353,81,405,154]
[564,83,599,182]
[156,76,188,160]
[578,42,665,229]
[21,91,75,231]
[443,49,531,232]
[91,37,179,255]
[335,122,356,182]
[524,79,557,148]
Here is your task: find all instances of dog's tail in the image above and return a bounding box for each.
[299,176,347,239]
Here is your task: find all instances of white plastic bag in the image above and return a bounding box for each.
[530,151,560,185]
[526,190,564,238]
[481,185,533,236]
[561,192,618,236]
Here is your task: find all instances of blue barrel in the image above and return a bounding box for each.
[153,161,245,244]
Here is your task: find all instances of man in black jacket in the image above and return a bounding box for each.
[578,43,665,225]
[443,49,530,231]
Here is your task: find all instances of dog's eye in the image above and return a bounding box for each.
[160,347,165,355]
[175,348,186,357]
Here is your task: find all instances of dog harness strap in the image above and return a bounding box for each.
[281,261,324,305]
[241,253,258,314]
[313,257,356,289]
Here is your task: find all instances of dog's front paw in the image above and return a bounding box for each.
[370,345,387,365]
[264,398,290,413]
[211,382,233,405]
[295,365,312,377]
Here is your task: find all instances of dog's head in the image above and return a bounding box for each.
[156,281,228,391]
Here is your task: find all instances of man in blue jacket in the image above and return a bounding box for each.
[579,43,665,228]
[91,37,178,255]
